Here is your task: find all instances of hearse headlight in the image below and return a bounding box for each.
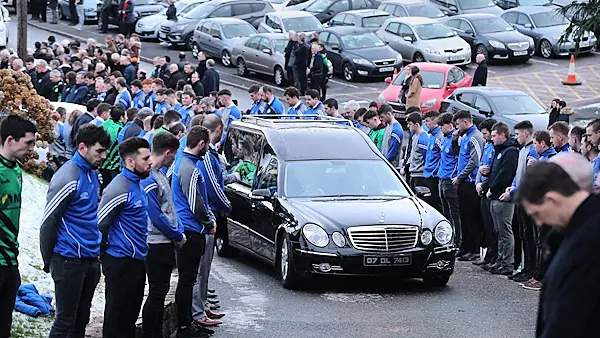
[434,221,453,245]
[303,223,329,247]
[332,232,346,247]
[421,229,432,245]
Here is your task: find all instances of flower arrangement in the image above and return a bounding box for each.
[0,69,55,177]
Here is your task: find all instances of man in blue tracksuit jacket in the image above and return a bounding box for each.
[140,132,187,338]
[304,89,326,120]
[97,137,152,338]
[218,89,242,147]
[65,73,89,105]
[249,85,264,115]
[192,114,232,324]
[377,105,402,168]
[39,125,112,337]
[171,125,216,337]
[131,80,146,109]
[437,113,460,248]
[451,111,485,260]
[423,110,443,212]
[260,86,285,117]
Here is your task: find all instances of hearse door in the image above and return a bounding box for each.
[249,156,280,262]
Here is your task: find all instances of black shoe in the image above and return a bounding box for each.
[458,253,480,261]
[456,249,468,258]
[208,288,215,293]
[208,298,220,304]
[472,259,489,266]
[191,321,216,334]
[207,293,217,299]
[490,267,513,276]
[513,273,533,283]
[481,263,499,271]
[210,304,221,310]
[177,326,210,338]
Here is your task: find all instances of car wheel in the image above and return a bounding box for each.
[413,52,425,62]
[539,39,553,59]
[277,234,299,289]
[215,236,237,257]
[237,58,248,76]
[423,275,450,287]
[343,62,355,82]
[274,66,285,86]
[221,50,232,67]
[475,44,488,60]
[185,35,194,51]
[192,43,200,58]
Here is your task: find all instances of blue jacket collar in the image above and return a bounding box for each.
[464,124,477,136]
[134,91,144,99]
[428,126,440,135]
[183,151,202,162]
[122,168,142,183]
[557,143,571,153]
[72,152,93,172]
[540,147,557,158]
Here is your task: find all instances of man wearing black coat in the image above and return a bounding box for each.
[472,54,488,87]
[35,61,54,100]
[284,31,298,88]
[308,43,324,95]
[166,64,183,90]
[516,157,600,338]
[201,59,219,96]
[191,72,205,98]
[294,33,310,95]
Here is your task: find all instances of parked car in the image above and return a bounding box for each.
[442,13,534,62]
[550,0,599,40]
[501,6,598,58]
[378,0,445,19]
[192,18,258,67]
[266,0,312,11]
[218,116,456,289]
[328,9,390,31]
[493,0,551,10]
[103,0,165,26]
[232,33,290,86]
[159,0,274,49]
[59,0,98,22]
[428,0,503,16]
[378,62,472,115]
[377,17,471,65]
[257,10,323,35]
[305,0,381,24]
[135,0,208,39]
[317,26,402,81]
[440,87,548,131]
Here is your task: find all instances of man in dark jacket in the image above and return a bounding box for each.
[516,158,600,338]
[166,63,184,90]
[121,56,137,85]
[202,60,219,97]
[124,108,153,140]
[482,122,519,276]
[25,57,38,84]
[472,54,488,87]
[294,33,310,95]
[284,31,298,88]
[166,0,177,20]
[35,60,54,100]
[49,70,65,102]
[65,72,89,105]
[191,72,205,98]
[85,72,97,102]
[308,43,324,96]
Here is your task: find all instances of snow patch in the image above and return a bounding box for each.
[321,292,383,303]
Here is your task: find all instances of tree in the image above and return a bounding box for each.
[557,0,600,51]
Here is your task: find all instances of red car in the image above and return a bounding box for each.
[378,63,472,116]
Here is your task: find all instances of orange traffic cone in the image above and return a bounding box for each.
[562,54,582,86]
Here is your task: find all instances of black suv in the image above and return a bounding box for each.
[217,116,456,289]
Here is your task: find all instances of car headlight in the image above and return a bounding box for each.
[421,229,432,245]
[527,37,534,48]
[424,48,441,55]
[377,93,387,104]
[302,223,329,247]
[488,40,505,49]
[421,98,437,108]
[434,221,453,246]
[352,58,371,65]
[144,24,155,29]
[332,232,346,247]
[395,54,403,64]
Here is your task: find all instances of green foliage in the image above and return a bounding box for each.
[557,0,600,53]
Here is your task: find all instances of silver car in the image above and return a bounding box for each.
[191,18,259,67]
[59,0,98,21]
[232,33,289,86]
[135,0,207,39]
[377,17,471,65]
[501,6,597,58]
[257,10,323,35]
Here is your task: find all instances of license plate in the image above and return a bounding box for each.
[447,55,463,61]
[379,67,394,72]
[514,50,528,56]
[364,255,411,266]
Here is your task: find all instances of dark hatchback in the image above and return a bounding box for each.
[305,0,381,23]
[317,26,403,81]
[217,116,456,289]
[104,0,166,25]
[440,87,549,131]
[442,13,534,62]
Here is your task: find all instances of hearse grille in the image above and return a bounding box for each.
[347,225,419,252]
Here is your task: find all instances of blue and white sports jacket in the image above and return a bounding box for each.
[438,130,458,180]
[287,101,306,119]
[198,144,232,217]
[141,168,184,244]
[132,91,145,109]
[423,126,443,178]
[115,89,132,109]
[452,125,484,183]
[304,101,326,120]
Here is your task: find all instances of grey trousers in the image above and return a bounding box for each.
[76,5,84,25]
[192,234,215,320]
[490,200,515,270]
[439,179,462,248]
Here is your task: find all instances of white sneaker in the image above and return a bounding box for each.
[74,24,82,30]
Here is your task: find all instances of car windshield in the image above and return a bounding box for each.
[134,0,158,4]
[272,39,288,54]
[284,160,410,198]
[531,11,568,28]
[361,15,390,28]
[175,1,192,12]
[268,0,287,3]
[183,3,216,19]
[222,24,256,38]
[415,23,455,40]
[471,18,514,34]
[520,0,551,5]
[392,70,445,89]
[283,16,323,32]
[307,0,337,12]
[340,33,386,49]
[457,0,496,10]
[406,4,445,18]
[491,95,547,115]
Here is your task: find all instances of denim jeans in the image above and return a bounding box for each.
[142,243,176,338]
[48,255,100,338]
[76,5,84,26]
[439,179,461,248]
[176,231,206,327]
[490,200,515,270]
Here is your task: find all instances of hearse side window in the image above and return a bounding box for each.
[224,128,264,187]
[255,157,279,192]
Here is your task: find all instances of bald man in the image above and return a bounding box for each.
[472,54,487,87]
[167,63,184,90]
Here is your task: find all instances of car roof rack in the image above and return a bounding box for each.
[240,115,354,128]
